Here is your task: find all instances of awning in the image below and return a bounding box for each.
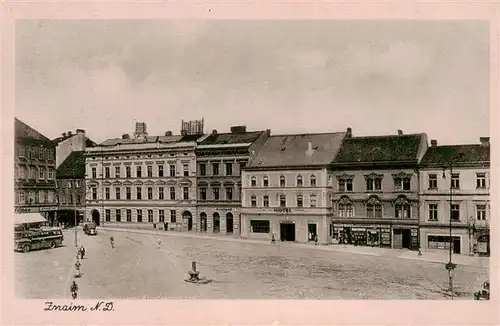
[15,213,47,224]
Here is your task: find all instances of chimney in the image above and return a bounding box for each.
[307,141,313,156]
[122,134,130,139]
[212,129,217,135]
[480,137,490,146]
[164,131,173,136]
[431,139,437,147]
[76,129,85,135]
[230,126,247,134]
[397,129,403,136]
[67,131,73,136]
[62,132,67,137]
[346,127,352,138]
[181,130,188,136]
[266,129,271,136]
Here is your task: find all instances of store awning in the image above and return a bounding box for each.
[15,213,47,224]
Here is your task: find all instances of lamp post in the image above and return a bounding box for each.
[73,168,78,248]
[442,163,456,299]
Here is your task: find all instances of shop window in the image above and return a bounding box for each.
[250,220,270,233]
[427,235,460,250]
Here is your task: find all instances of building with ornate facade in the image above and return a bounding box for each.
[241,131,346,245]
[14,118,58,223]
[84,122,201,230]
[329,130,428,250]
[418,138,490,256]
[195,126,270,236]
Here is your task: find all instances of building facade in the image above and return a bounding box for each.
[418,138,490,256]
[84,122,201,230]
[330,130,428,250]
[14,118,58,223]
[241,132,346,245]
[195,126,270,236]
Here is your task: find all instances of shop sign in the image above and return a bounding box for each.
[40,207,58,212]
[216,208,233,212]
[16,207,34,213]
[274,208,292,213]
[411,228,418,236]
[280,220,295,224]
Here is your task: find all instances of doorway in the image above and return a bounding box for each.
[308,223,317,241]
[226,213,234,233]
[393,229,403,249]
[453,237,461,254]
[402,229,411,249]
[200,212,207,232]
[280,222,295,242]
[91,209,100,226]
[213,213,220,233]
[183,211,193,231]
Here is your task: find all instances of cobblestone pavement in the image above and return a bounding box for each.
[15,227,488,300]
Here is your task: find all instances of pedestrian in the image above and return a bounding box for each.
[271,233,276,244]
[156,238,162,249]
[418,247,422,256]
[76,247,81,260]
[110,236,115,249]
[314,234,319,246]
[74,260,81,278]
[80,245,86,259]
[70,281,79,299]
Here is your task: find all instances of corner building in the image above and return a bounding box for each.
[241,132,347,245]
[85,122,201,231]
[195,126,270,236]
[330,130,428,250]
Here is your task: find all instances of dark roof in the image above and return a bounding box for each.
[15,118,55,147]
[53,134,98,147]
[56,151,86,178]
[180,134,204,142]
[420,144,490,166]
[99,134,202,146]
[198,131,264,146]
[333,134,424,164]
[248,132,346,168]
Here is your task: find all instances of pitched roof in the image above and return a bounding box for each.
[333,134,424,164]
[56,151,86,178]
[248,132,346,168]
[15,118,55,147]
[99,134,202,146]
[420,144,490,166]
[52,134,98,147]
[198,131,264,146]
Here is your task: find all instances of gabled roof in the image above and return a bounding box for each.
[15,118,55,147]
[333,134,425,164]
[198,131,264,146]
[248,132,346,168]
[52,134,98,147]
[56,151,86,178]
[420,144,490,166]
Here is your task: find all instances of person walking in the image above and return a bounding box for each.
[314,234,319,246]
[156,238,162,249]
[110,236,115,249]
[80,245,86,259]
[74,260,81,278]
[70,281,79,299]
[271,233,276,244]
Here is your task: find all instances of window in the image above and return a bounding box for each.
[170,187,176,200]
[226,187,233,201]
[126,166,131,178]
[297,195,303,208]
[105,187,110,200]
[339,204,354,217]
[92,188,97,200]
[250,220,270,233]
[147,166,153,177]
[310,175,316,187]
[427,235,460,250]
[115,166,120,178]
[183,187,189,200]
[115,188,121,200]
[213,187,219,200]
[450,204,460,221]
[280,176,286,187]
[183,164,189,177]
[170,210,176,223]
[394,177,411,191]
[251,177,257,187]
[136,166,142,178]
[116,209,121,222]
[428,174,437,189]
[428,204,438,221]
[39,168,44,180]
[92,167,97,179]
[137,209,143,222]
[136,187,142,200]
[310,194,317,207]
[451,173,460,189]
[280,194,286,207]
[251,195,257,207]
[39,148,44,159]
[159,187,164,200]
[239,162,246,174]
[476,205,487,220]
[126,209,132,222]
[105,209,111,222]
[476,173,486,189]
[126,187,131,200]
[199,164,206,176]
[158,165,164,177]
[263,176,269,187]
[297,176,303,187]
[76,195,81,204]
[263,195,269,207]
[338,179,353,192]
[68,181,72,189]
[395,204,411,218]
[200,188,207,200]
[213,163,219,176]
[148,187,153,200]
[226,163,232,176]
[148,209,153,222]
[105,167,110,178]
[366,177,382,191]
[366,204,382,218]
[170,165,176,177]
[159,210,165,223]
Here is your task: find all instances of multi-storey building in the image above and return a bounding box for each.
[418,138,490,256]
[14,118,58,224]
[195,126,270,235]
[330,129,428,250]
[53,129,97,168]
[84,122,201,230]
[241,131,347,245]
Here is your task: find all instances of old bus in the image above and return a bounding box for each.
[15,226,64,253]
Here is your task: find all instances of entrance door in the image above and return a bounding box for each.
[91,210,100,226]
[200,213,207,232]
[213,213,220,233]
[308,223,317,241]
[182,211,193,231]
[393,229,403,249]
[402,229,411,249]
[226,213,234,233]
[280,223,295,241]
[453,238,461,254]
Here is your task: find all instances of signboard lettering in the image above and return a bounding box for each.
[274,208,292,213]
[216,208,233,212]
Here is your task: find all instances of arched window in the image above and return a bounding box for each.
[251,176,256,187]
[280,175,286,187]
[310,175,316,187]
[296,175,303,187]
[263,176,269,187]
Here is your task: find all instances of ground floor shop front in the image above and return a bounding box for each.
[419,226,490,256]
[15,205,58,226]
[196,206,240,236]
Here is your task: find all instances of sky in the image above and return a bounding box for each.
[15,20,490,145]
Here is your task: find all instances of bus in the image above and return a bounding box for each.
[15,226,64,253]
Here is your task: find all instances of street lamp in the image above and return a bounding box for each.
[442,163,456,299]
[73,168,78,248]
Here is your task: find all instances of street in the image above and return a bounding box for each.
[15,228,488,300]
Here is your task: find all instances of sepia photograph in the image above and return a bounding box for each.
[2,2,498,325]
